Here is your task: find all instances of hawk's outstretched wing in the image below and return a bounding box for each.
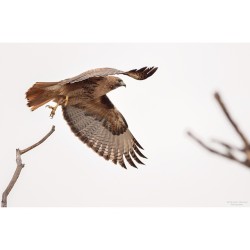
[62,95,146,168]
[61,66,158,84]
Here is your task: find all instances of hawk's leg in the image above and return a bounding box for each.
[64,95,69,106]
[46,95,69,118]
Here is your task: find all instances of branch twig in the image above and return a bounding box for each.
[1,125,55,207]
[214,92,249,147]
[211,139,244,152]
[187,131,245,166]
[187,92,250,168]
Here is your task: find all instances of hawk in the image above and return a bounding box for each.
[26,67,158,168]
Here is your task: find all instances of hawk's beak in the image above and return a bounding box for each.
[120,81,126,88]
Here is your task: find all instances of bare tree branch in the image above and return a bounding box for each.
[1,125,55,207]
[187,92,250,169]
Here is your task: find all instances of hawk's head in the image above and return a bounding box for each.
[107,76,126,90]
[93,76,126,97]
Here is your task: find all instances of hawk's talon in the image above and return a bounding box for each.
[46,105,58,119]
[45,97,67,118]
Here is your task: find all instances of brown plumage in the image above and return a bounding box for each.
[26,66,158,168]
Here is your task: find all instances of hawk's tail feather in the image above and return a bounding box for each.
[26,82,58,111]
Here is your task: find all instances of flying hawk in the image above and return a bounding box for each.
[26,67,158,168]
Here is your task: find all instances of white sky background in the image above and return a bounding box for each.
[1,43,250,207]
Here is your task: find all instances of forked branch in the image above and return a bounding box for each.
[1,125,55,207]
[187,92,250,168]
